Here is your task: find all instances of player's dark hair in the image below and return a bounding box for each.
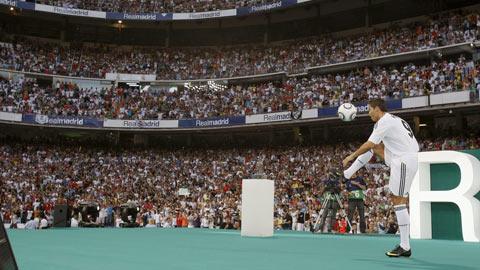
[368,99,387,112]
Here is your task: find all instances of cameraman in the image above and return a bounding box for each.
[317,170,341,233]
[344,170,367,233]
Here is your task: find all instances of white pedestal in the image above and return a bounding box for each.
[241,179,274,237]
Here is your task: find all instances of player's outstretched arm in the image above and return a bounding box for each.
[342,141,375,167]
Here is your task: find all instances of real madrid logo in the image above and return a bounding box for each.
[290,110,302,120]
[35,114,49,124]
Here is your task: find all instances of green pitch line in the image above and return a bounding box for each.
[7,228,480,270]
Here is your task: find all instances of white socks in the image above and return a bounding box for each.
[343,150,373,179]
[394,204,410,251]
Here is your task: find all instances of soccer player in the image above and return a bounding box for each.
[342,98,419,257]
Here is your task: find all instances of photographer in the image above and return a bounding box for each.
[345,170,367,233]
[316,170,342,233]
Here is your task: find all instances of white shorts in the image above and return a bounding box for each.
[388,153,418,197]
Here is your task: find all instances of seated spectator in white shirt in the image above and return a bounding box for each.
[162,217,173,228]
[40,217,49,229]
[24,218,38,230]
[9,214,19,229]
[115,217,123,228]
[154,213,161,228]
[201,215,209,228]
[70,215,79,228]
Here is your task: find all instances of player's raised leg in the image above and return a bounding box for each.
[344,143,384,179]
[343,150,373,179]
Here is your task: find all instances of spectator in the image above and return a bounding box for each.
[24,217,38,230]
[71,214,79,228]
[40,215,49,229]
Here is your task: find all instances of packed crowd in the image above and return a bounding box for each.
[1,136,479,232]
[1,55,478,119]
[0,10,479,79]
[35,0,280,13]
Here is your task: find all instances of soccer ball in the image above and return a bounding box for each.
[337,103,357,122]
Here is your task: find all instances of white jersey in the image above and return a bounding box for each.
[368,113,419,164]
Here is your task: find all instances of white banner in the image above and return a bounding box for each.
[35,4,106,18]
[173,9,236,20]
[430,91,470,105]
[246,111,292,124]
[0,111,22,122]
[249,2,282,13]
[301,108,318,119]
[105,73,157,81]
[402,96,429,109]
[104,119,178,129]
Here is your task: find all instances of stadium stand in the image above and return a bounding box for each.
[36,0,282,13]
[1,55,478,119]
[0,10,478,79]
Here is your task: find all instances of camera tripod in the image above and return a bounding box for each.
[311,192,352,233]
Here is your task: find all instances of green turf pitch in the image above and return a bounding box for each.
[7,228,480,270]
